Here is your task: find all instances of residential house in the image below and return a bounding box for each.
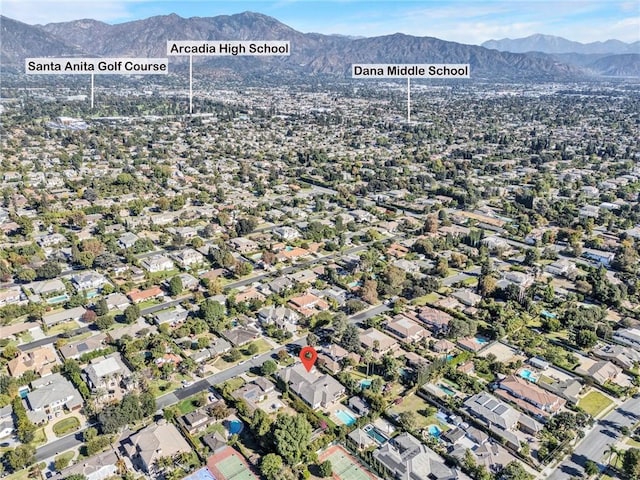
[105,292,130,311]
[385,316,428,343]
[117,232,139,249]
[36,233,66,247]
[257,306,299,333]
[613,328,640,351]
[0,406,14,438]
[127,286,164,304]
[26,279,66,297]
[235,287,266,303]
[153,306,189,327]
[583,361,622,386]
[71,271,108,291]
[267,277,294,295]
[84,353,132,392]
[451,290,482,307]
[51,449,119,480]
[317,344,360,374]
[8,345,59,378]
[348,428,377,450]
[373,432,459,480]
[497,375,565,419]
[175,272,199,290]
[348,396,370,416]
[583,248,615,267]
[25,373,82,424]
[58,333,108,360]
[0,286,25,307]
[273,226,300,240]
[171,248,205,268]
[463,393,520,431]
[278,363,345,409]
[178,410,214,435]
[122,420,191,473]
[42,306,86,328]
[140,254,174,273]
[288,269,318,284]
[359,328,399,358]
[288,293,329,317]
[228,238,259,254]
[232,378,276,412]
[221,325,261,347]
[418,307,453,335]
[593,344,640,370]
[537,377,582,405]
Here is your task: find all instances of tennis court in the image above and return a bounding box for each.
[320,446,378,480]
[207,446,258,480]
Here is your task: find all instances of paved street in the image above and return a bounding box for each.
[18,325,93,351]
[547,396,640,479]
[35,337,307,461]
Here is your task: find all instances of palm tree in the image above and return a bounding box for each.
[605,443,621,468]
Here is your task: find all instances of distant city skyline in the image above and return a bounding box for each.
[1,0,639,45]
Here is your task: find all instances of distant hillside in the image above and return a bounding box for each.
[0,12,590,80]
[483,34,639,55]
[0,15,84,65]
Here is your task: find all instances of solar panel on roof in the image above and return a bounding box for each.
[77,343,89,352]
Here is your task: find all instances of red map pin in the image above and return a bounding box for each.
[299,346,318,372]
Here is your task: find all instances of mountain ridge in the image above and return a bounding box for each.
[2,12,629,79]
[482,33,639,55]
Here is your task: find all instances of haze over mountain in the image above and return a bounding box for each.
[482,34,639,55]
[2,12,636,79]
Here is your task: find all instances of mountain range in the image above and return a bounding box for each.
[482,34,639,55]
[1,13,638,79]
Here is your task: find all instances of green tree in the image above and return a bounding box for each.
[497,461,533,480]
[168,276,183,297]
[95,298,108,316]
[318,460,333,478]
[584,460,598,477]
[5,444,35,470]
[623,448,640,479]
[36,261,61,280]
[261,360,277,376]
[247,342,259,355]
[260,454,284,480]
[124,304,140,324]
[273,414,312,465]
[398,411,419,432]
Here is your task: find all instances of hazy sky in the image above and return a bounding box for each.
[2,0,639,44]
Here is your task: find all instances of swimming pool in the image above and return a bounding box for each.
[363,424,388,444]
[427,425,442,438]
[336,409,357,426]
[473,336,489,345]
[47,294,69,304]
[227,420,243,435]
[360,379,372,388]
[438,384,456,396]
[519,369,538,383]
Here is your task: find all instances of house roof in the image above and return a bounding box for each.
[464,393,520,430]
[26,373,80,411]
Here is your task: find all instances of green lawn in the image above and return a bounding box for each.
[54,451,75,469]
[32,427,47,447]
[412,292,441,306]
[53,417,80,437]
[462,277,478,286]
[177,396,203,415]
[148,379,178,397]
[47,321,78,336]
[387,394,438,429]
[578,391,614,418]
